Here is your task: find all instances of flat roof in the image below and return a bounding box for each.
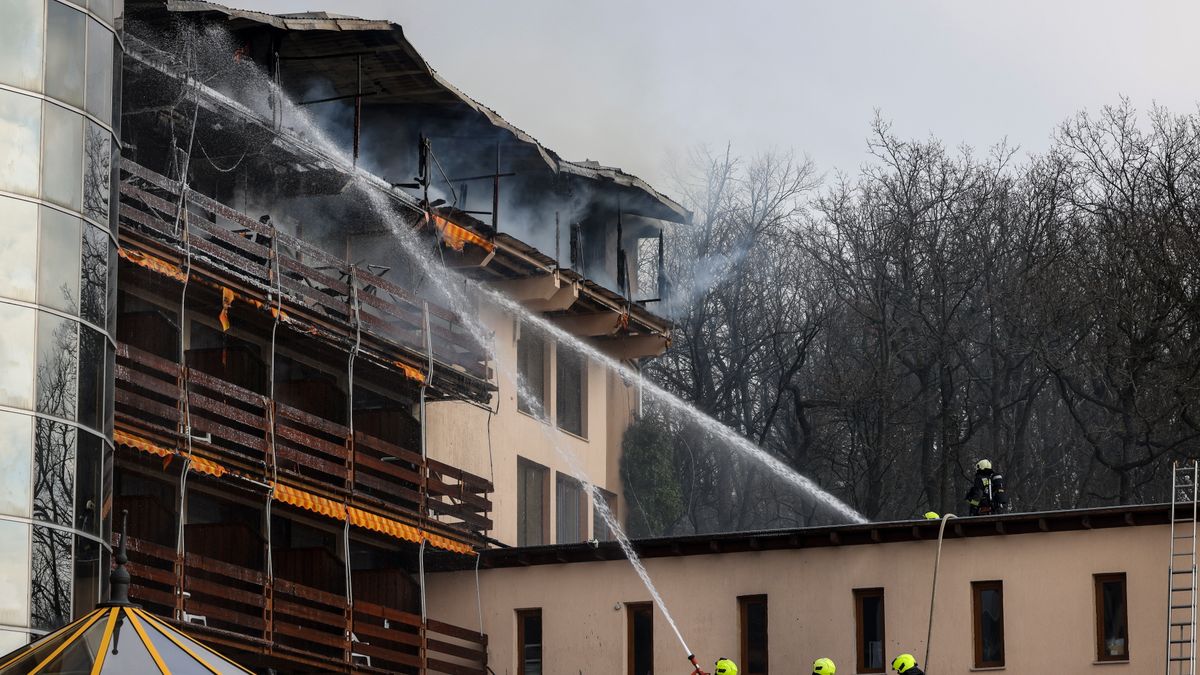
[461,503,1176,570]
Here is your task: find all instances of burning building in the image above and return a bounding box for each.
[0,0,689,672]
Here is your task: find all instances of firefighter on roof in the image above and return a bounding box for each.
[812,657,836,673]
[965,458,1009,515]
[714,657,738,675]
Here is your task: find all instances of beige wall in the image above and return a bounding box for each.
[427,303,637,546]
[428,524,1165,674]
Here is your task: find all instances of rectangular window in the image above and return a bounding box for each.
[516,609,542,675]
[739,595,768,674]
[972,580,1005,668]
[517,458,548,546]
[627,602,654,675]
[555,345,587,437]
[1095,573,1129,661]
[854,588,885,673]
[517,322,548,418]
[593,489,617,542]
[555,473,585,544]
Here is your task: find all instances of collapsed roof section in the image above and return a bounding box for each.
[126,0,686,358]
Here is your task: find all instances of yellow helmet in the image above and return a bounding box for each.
[924,511,940,519]
[813,657,836,674]
[891,654,917,672]
[715,658,738,675]
[976,459,992,472]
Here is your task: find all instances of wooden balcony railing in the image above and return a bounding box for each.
[115,342,494,539]
[117,158,490,389]
[124,536,487,674]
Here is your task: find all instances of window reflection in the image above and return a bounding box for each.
[72,536,100,616]
[83,123,112,224]
[36,311,79,421]
[85,19,113,125]
[0,303,37,410]
[45,1,86,109]
[0,197,39,302]
[0,410,33,519]
[104,344,115,435]
[30,525,72,631]
[0,0,45,91]
[92,0,115,26]
[0,89,42,197]
[42,104,84,211]
[77,326,104,432]
[74,434,101,536]
[39,208,82,315]
[80,224,108,326]
[106,236,117,335]
[0,520,31,627]
[33,417,75,528]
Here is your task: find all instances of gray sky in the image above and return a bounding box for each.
[229,0,1200,191]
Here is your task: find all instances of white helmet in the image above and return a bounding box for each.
[976,459,993,472]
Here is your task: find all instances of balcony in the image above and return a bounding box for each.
[114,342,493,542]
[117,158,492,403]
[120,535,487,674]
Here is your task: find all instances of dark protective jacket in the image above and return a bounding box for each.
[965,469,1008,515]
[904,668,926,675]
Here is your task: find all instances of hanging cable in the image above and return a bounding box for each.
[474,550,484,636]
[344,266,362,606]
[419,539,428,624]
[265,227,282,582]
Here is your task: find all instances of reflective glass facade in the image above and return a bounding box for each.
[0,0,121,646]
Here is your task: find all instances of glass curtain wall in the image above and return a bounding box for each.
[0,0,122,652]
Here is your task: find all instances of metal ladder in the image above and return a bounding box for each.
[1168,461,1199,674]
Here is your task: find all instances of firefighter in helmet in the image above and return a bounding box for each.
[812,657,836,674]
[714,658,738,675]
[965,458,1009,515]
[891,653,925,675]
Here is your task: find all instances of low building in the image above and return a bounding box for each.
[430,504,1176,674]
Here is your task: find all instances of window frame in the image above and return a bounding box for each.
[853,587,885,673]
[554,472,586,544]
[515,608,542,675]
[592,488,617,542]
[516,321,549,420]
[554,342,588,438]
[738,594,769,675]
[626,601,654,675]
[1094,572,1129,662]
[516,457,549,546]
[971,580,1005,668]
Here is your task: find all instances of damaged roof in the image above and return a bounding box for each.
[145,0,691,224]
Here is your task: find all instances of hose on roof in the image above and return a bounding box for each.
[925,513,958,669]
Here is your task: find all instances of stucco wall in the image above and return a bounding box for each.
[426,303,636,546]
[428,523,1165,674]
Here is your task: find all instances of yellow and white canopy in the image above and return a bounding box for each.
[0,605,252,675]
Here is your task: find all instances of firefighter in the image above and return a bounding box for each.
[891,653,925,674]
[965,458,1009,515]
[924,511,940,520]
[714,657,738,675]
[812,657,836,674]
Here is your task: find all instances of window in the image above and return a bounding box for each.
[739,595,768,674]
[854,588,885,673]
[593,488,617,542]
[516,609,542,675]
[972,580,1005,668]
[555,345,586,437]
[517,458,548,546]
[555,473,585,544]
[627,602,653,675]
[516,322,548,418]
[1095,573,1129,661]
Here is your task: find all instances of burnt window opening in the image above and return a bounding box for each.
[516,322,548,418]
[555,473,586,544]
[516,609,542,675]
[739,595,769,675]
[627,602,654,675]
[273,352,345,423]
[517,457,549,546]
[116,291,178,361]
[184,489,264,570]
[555,344,586,437]
[270,513,345,595]
[187,320,266,394]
